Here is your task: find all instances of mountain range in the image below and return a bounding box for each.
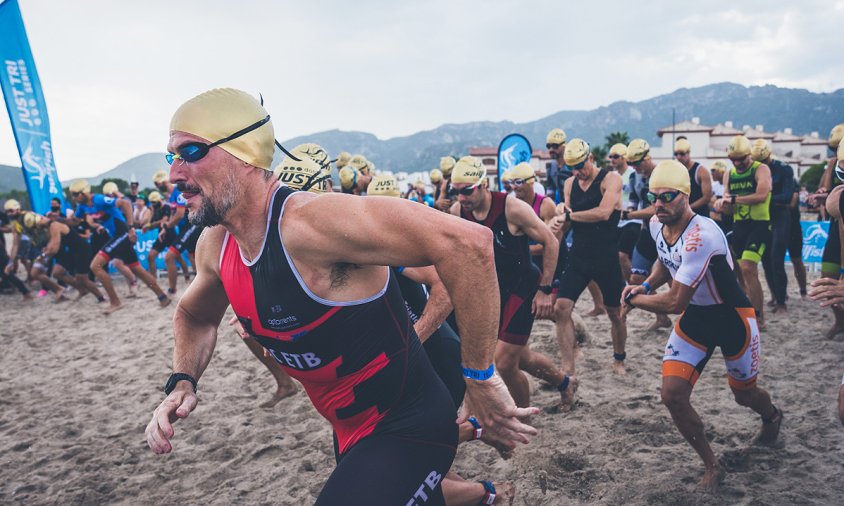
[1,82,843,193]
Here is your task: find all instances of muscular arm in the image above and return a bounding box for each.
[506,195,558,287]
[734,164,772,205]
[628,268,695,315]
[400,265,453,342]
[165,206,186,229]
[569,172,622,223]
[117,198,134,227]
[690,165,713,212]
[43,223,62,257]
[820,159,836,192]
[529,197,558,256]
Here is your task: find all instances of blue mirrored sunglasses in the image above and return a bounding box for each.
[166,115,271,165]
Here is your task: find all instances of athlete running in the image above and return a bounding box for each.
[609,143,641,282]
[151,170,192,293]
[0,200,33,301]
[622,160,782,492]
[549,139,628,389]
[449,156,567,410]
[145,88,537,505]
[714,135,772,328]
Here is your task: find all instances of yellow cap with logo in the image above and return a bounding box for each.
[349,154,369,174]
[152,170,169,184]
[70,179,91,194]
[609,143,627,157]
[275,154,329,194]
[828,124,844,149]
[336,151,351,168]
[711,160,728,171]
[367,174,401,197]
[674,138,691,154]
[148,191,163,203]
[339,166,360,190]
[4,198,21,211]
[650,160,691,195]
[563,138,590,166]
[292,143,331,171]
[751,139,771,162]
[727,135,752,157]
[511,162,535,180]
[546,128,567,145]
[626,139,650,163]
[429,169,443,184]
[451,156,486,185]
[23,211,42,229]
[440,156,456,177]
[170,88,275,170]
[102,182,118,195]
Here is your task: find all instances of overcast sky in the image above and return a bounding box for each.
[1,0,843,179]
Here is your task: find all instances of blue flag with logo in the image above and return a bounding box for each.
[785,221,829,263]
[497,134,532,191]
[0,0,63,214]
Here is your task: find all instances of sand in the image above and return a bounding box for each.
[1,271,843,505]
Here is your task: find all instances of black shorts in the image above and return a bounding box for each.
[788,214,803,262]
[631,226,658,276]
[98,231,139,267]
[558,250,624,308]
[498,265,540,346]
[55,243,92,275]
[151,228,178,252]
[422,322,464,410]
[617,222,641,256]
[170,224,202,255]
[822,219,840,274]
[730,220,771,263]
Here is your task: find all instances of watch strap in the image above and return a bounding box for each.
[164,372,197,395]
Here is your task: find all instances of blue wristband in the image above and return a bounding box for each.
[839,268,844,276]
[462,363,495,381]
[641,281,652,293]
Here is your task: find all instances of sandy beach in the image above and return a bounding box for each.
[1,271,842,505]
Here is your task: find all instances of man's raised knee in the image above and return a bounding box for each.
[731,387,755,407]
[661,386,690,410]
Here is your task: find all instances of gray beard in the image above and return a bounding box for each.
[187,172,238,227]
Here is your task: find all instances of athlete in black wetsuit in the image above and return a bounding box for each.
[146,88,538,505]
[673,138,712,218]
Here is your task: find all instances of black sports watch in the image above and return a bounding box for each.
[538,285,554,295]
[163,373,197,395]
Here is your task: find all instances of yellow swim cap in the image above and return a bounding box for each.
[23,211,42,229]
[339,166,360,190]
[500,170,512,183]
[292,143,331,170]
[650,160,691,195]
[751,139,771,162]
[70,179,91,194]
[727,135,752,157]
[609,143,627,158]
[102,182,118,195]
[349,154,369,174]
[275,153,329,194]
[367,175,401,197]
[170,88,275,170]
[829,124,844,149]
[452,156,486,185]
[4,198,21,211]
[626,139,650,163]
[152,170,169,184]
[711,160,728,171]
[546,128,567,145]
[430,168,443,184]
[148,191,163,203]
[674,138,691,154]
[838,141,844,161]
[563,139,590,167]
[336,151,351,168]
[440,156,456,177]
[511,162,535,180]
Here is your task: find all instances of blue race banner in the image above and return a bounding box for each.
[785,221,829,263]
[497,134,532,191]
[0,0,63,215]
[107,228,191,273]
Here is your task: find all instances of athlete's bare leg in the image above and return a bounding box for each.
[129,263,170,306]
[164,248,180,293]
[30,265,65,301]
[791,257,807,297]
[732,386,780,445]
[552,298,579,409]
[241,335,298,407]
[661,377,721,492]
[112,259,137,297]
[820,271,844,338]
[442,473,515,506]
[585,281,606,316]
[607,306,628,375]
[619,252,632,283]
[75,273,105,301]
[739,260,765,327]
[494,341,531,408]
[147,249,161,279]
[517,345,569,408]
[91,255,123,312]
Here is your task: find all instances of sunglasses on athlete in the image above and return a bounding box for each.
[565,159,588,171]
[609,154,622,160]
[512,177,535,187]
[166,115,272,165]
[646,190,683,204]
[546,143,562,150]
[674,151,689,157]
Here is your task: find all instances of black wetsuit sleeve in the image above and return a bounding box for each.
[545,164,558,197]
[771,163,795,206]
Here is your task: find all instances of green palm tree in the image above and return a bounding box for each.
[605,131,630,150]
[591,145,609,169]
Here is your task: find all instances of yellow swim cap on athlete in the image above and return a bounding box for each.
[102,182,118,195]
[564,139,590,166]
[367,175,401,197]
[336,151,351,168]
[829,124,844,149]
[727,135,752,157]
[546,128,567,145]
[152,170,169,184]
[339,166,360,190]
[4,198,21,211]
[23,211,42,229]
[170,88,275,170]
[148,191,163,203]
[451,156,486,184]
[626,139,650,163]
[500,170,512,183]
[70,179,91,194]
[292,143,331,170]
[430,168,443,184]
[609,143,627,158]
[440,156,456,177]
[674,138,691,154]
[511,162,535,180]
[650,160,691,195]
[349,154,369,174]
[711,160,728,171]
[838,141,844,161]
[275,153,329,194]
[751,139,771,162]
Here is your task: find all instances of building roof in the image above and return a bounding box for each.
[801,134,827,145]
[742,126,775,140]
[657,120,714,135]
[772,131,803,141]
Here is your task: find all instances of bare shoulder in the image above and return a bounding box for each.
[195,225,227,275]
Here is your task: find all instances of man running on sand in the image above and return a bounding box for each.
[145,88,537,505]
[622,160,782,491]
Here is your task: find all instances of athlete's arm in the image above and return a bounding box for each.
[733,164,772,205]
[400,265,453,342]
[505,195,558,318]
[164,206,186,230]
[567,172,622,223]
[820,158,836,192]
[145,228,230,455]
[771,165,795,206]
[43,222,62,257]
[285,192,539,448]
[690,165,712,212]
[437,181,455,212]
[530,197,558,255]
